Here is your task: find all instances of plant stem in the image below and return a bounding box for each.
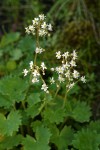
[63,90,68,108]
[54,85,60,99]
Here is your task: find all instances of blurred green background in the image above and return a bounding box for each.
[0,0,100,120]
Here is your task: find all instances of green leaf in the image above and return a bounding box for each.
[0,76,29,108]
[18,35,35,52]
[10,49,23,60]
[88,120,100,134]
[6,111,22,136]
[43,107,66,124]
[43,97,66,124]
[0,111,22,136]
[0,32,20,48]
[23,126,51,150]
[65,100,91,123]
[51,125,74,150]
[72,129,100,150]
[6,60,17,71]
[0,93,11,108]
[0,114,6,135]
[27,93,41,106]
[0,134,23,150]
[26,103,41,118]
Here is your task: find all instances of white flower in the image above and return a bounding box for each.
[35,47,45,54]
[29,61,33,69]
[39,29,47,36]
[65,70,70,78]
[56,51,61,59]
[35,47,40,53]
[58,75,65,83]
[39,14,45,20]
[50,77,55,84]
[25,27,30,34]
[51,68,55,71]
[67,82,75,89]
[73,70,79,79]
[29,25,35,31]
[72,50,77,60]
[63,61,70,69]
[41,83,49,93]
[62,52,69,59]
[32,69,40,77]
[32,18,39,25]
[48,24,52,31]
[41,22,47,29]
[32,77,39,83]
[23,69,28,76]
[41,62,47,70]
[56,66,64,74]
[70,60,76,67]
[81,76,86,83]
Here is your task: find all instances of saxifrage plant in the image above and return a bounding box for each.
[0,14,100,150]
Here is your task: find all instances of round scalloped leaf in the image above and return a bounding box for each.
[22,126,51,150]
[51,125,74,150]
[72,129,100,150]
[0,134,23,150]
[0,76,29,107]
[0,111,22,136]
[65,100,91,123]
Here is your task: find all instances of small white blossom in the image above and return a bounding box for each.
[58,75,65,83]
[62,52,69,59]
[72,50,77,60]
[32,69,40,77]
[50,77,55,84]
[81,76,86,83]
[35,47,45,54]
[41,83,49,93]
[39,29,47,36]
[73,70,80,79]
[35,47,40,53]
[23,69,28,76]
[39,14,45,20]
[51,68,55,71]
[41,22,47,29]
[63,61,70,69]
[56,51,61,59]
[25,27,30,34]
[29,25,35,31]
[48,24,52,31]
[56,66,64,74]
[70,60,76,67]
[41,62,47,70]
[65,70,70,78]
[32,77,39,83]
[29,61,33,69]
[68,82,75,89]
[32,18,39,25]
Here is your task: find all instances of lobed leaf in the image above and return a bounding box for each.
[23,126,51,150]
[0,134,23,150]
[0,32,20,48]
[72,128,100,150]
[65,100,91,123]
[0,111,22,136]
[50,125,74,150]
[0,76,29,108]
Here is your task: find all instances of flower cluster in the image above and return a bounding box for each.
[23,14,86,94]
[50,50,86,91]
[23,61,49,93]
[25,14,52,37]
